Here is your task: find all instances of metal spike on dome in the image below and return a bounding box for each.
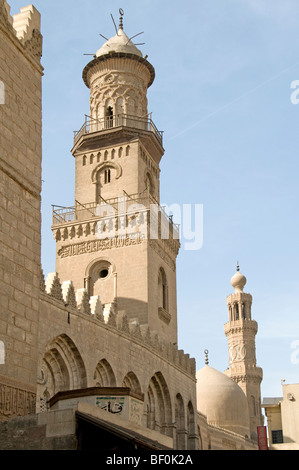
[204,349,209,365]
[236,261,240,272]
[119,8,124,30]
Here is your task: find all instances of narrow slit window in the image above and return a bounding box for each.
[104,169,111,184]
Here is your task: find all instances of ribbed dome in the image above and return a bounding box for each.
[96,28,143,58]
[196,365,250,437]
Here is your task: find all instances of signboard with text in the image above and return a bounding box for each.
[257,426,268,450]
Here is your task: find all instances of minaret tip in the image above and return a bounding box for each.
[204,349,209,365]
[236,261,240,272]
[119,8,124,30]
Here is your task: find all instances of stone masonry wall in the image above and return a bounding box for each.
[37,271,197,448]
[0,1,43,421]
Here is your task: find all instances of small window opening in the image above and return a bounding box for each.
[106,106,113,128]
[272,430,283,444]
[162,283,167,310]
[235,303,239,320]
[99,268,109,279]
[104,169,111,184]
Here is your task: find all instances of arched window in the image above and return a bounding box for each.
[229,304,233,321]
[145,172,154,196]
[83,155,87,166]
[158,268,168,311]
[104,169,111,184]
[126,145,130,156]
[145,372,172,437]
[105,106,113,128]
[235,302,239,320]
[94,359,116,387]
[175,394,186,449]
[122,371,142,395]
[38,334,87,403]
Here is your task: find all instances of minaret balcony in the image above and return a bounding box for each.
[51,193,180,250]
[224,318,258,336]
[73,113,163,147]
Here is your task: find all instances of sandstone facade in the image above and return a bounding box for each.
[0,1,43,420]
[0,3,262,451]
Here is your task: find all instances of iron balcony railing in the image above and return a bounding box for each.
[73,113,163,146]
[52,193,180,239]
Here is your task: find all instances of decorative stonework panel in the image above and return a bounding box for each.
[58,237,143,258]
[0,383,36,420]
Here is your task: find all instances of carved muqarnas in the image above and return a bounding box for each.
[24,28,42,60]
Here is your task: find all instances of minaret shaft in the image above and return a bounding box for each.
[51,16,179,344]
[224,267,263,441]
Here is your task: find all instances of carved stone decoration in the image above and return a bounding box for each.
[76,288,91,315]
[58,236,143,258]
[45,272,63,301]
[37,367,48,385]
[158,307,171,324]
[0,0,14,31]
[116,312,130,333]
[120,314,130,333]
[107,311,117,327]
[130,322,142,340]
[89,295,103,320]
[62,280,77,308]
[24,28,43,60]
[228,343,247,364]
[40,269,46,292]
[0,383,36,419]
[141,327,151,346]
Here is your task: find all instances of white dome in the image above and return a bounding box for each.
[230,270,247,292]
[196,365,250,437]
[96,28,143,58]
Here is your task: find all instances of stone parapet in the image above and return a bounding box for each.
[41,271,196,378]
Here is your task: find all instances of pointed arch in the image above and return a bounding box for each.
[91,161,122,183]
[105,98,114,128]
[37,334,87,408]
[122,371,142,395]
[94,358,116,387]
[145,170,155,196]
[187,401,197,450]
[175,393,186,449]
[145,372,173,437]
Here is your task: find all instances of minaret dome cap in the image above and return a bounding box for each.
[230,264,247,292]
[96,28,143,58]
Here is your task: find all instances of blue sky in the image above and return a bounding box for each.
[9,0,299,399]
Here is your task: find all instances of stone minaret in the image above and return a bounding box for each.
[51,11,180,344]
[224,265,263,441]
